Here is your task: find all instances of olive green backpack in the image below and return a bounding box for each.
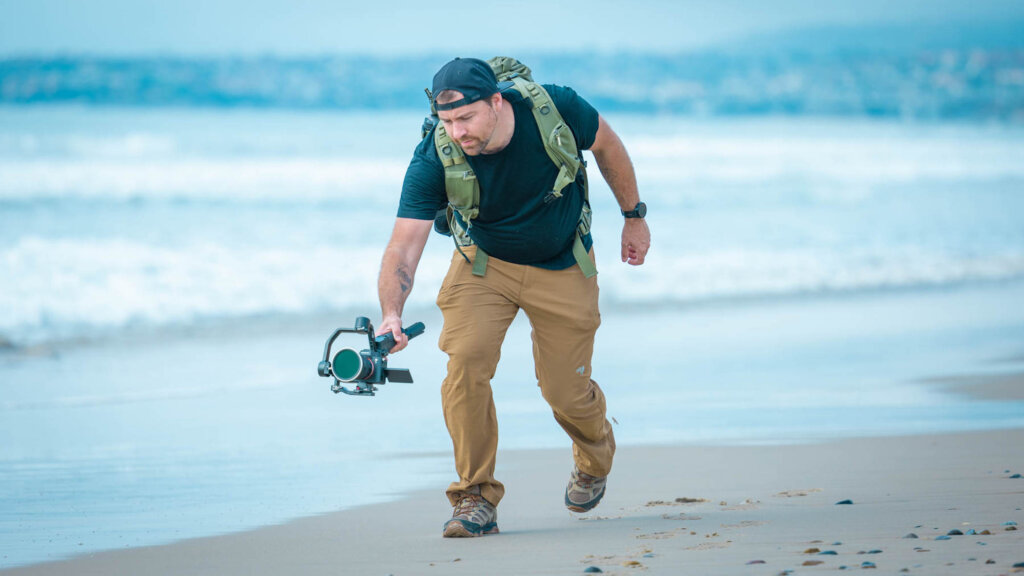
[422,56,596,278]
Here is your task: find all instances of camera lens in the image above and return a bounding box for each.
[332,348,374,382]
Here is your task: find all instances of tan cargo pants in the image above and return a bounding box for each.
[436,245,615,507]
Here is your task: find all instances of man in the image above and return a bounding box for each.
[377,57,650,538]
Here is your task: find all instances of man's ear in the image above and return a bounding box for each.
[489,92,504,110]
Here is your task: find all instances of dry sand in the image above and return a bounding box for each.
[4,429,1023,575]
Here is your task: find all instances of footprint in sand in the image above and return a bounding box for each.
[774,488,824,498]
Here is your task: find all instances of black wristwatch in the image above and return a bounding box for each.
[622,202,647,219]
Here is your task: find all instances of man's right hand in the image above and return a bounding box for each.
[377,314,409,353]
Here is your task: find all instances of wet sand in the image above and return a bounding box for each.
[4,428,1022,576]
[922,371,1024,401]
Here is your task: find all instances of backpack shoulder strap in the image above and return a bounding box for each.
[433,123,480,226]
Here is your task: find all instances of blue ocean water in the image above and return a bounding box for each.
[2,106,1023,344]
[2,105,1024,568]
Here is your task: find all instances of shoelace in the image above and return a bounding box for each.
[573,470,598,489]
[454,495,483,516]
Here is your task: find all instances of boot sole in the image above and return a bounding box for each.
[443,520,499,538]
[565,490,605,513]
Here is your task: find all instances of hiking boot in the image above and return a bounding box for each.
[443,491,499,538]
[565,466,607,512]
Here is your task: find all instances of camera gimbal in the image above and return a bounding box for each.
[317,317,425,396]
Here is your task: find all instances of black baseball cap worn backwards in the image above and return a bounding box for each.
[432,57,510,111]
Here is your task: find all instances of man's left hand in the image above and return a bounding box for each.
[621,218,650,265]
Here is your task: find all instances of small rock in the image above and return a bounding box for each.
[966,529,977,535]
[836,499,854,505]
[935,535,952,541]
[804,548,821,554]
[868,550,883,554]
[1005,521,1019,526]
[1010,474,1022,479]
[839,566,848,570]
[861,561,877,569]
[834,541,843,545]
[1007,526,1018,531]
[746,560,766,565]
[803,560,824,566]
[819,551,839,555]
[986,559,996,564]
[903,533,919,539]
[1014,562,1024,568]
[900,569,910,573]
[947,529,964,536]
[621,560,642,567]
[583,567,603,573]
[980,530,992,535]
[642,553,655,558]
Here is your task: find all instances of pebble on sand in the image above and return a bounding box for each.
[935,535,952,541]
[1010,473,1022,478]
[903,533,919,539]
[836,499,854,505]
[819,551,839,555]
[804,548,821,554]
[803,560,824,566]
[947,529,964,535]
[583,566,603,573]
[746,560,766,565]
[861,561,877,569]
[1005,521,1018,526]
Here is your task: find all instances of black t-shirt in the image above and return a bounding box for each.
[398,84,600,269]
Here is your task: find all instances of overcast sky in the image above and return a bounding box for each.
[1,0,1022,57]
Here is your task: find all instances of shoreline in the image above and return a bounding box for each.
[4,428,1022,575]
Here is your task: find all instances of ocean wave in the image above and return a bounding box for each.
[3,237,1023,346]
[628,130,1024,185]
[0,158,408,202]
[0,237,448,344]
[599,247,1024,304]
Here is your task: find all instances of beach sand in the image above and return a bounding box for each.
[4,427,1022,576]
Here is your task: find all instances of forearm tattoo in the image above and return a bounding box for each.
[396,265,413,294]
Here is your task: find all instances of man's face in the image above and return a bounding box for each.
[437,93,500,156]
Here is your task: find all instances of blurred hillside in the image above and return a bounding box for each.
[3,22,1023,121]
